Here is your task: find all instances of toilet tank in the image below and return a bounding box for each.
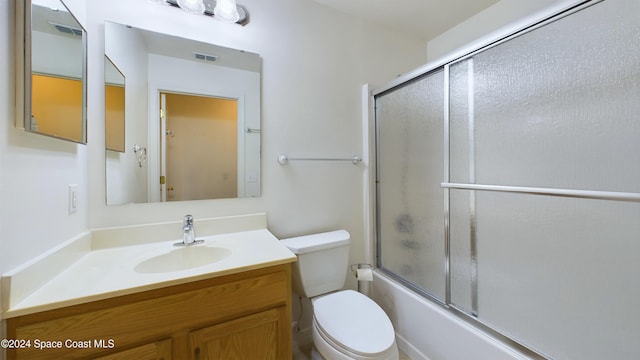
[281,230,350,298]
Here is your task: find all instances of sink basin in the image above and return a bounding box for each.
[134,246,232,274]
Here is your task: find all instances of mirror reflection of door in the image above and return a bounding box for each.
[160,92,238,201]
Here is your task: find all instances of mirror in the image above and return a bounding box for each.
[104,22,261,206]
[16,0,87,143]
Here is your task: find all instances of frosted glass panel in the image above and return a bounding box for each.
[449,191,472,312]
[450,190,640,359]
[376,71,445,300]
[450,0,640,193]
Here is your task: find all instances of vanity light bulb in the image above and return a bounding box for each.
[214,0,240,22]
[177,0,205,14]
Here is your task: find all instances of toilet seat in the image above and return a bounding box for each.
[312,290,397,359]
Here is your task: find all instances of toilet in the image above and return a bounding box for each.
[281,230,399,360]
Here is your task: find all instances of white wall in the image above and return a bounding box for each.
[0,1,87,358]
[426,0,578,61]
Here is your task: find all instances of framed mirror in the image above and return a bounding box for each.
[104,22,262,206]
[15,0,87,144]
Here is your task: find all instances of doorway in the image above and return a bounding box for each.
[160,92,238,201]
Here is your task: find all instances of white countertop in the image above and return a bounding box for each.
[2,229,296,318]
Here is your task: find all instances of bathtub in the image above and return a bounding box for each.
[369,271,533,360]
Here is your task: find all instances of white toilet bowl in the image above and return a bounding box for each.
[281,231,399,360]
[310,290,399,360]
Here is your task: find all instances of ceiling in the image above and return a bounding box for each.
[310,0,500,41]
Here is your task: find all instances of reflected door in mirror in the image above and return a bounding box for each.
[161,92,238,201]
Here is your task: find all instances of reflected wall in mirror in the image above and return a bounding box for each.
[105,56,125,152]
[16,0,87,143]
[104,22,261,206]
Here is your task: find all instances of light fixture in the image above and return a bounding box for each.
[213,0,239,23]
[164,0,249,26]
[177,0,205,14]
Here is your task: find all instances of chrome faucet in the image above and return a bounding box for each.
[183,215,195,244]
[175,215,203,246]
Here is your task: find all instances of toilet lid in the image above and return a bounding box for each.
[313,290,395,356]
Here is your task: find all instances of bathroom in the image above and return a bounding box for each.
[2,0,639,359]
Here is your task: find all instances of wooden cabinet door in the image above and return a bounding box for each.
[189,308,285,360]
[94,339,172,360]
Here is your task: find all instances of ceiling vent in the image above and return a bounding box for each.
[49,22,82,37]
[193,52,219,62]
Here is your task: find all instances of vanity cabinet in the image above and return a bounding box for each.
[189,308,281,359]
[94,339,172,360]
[5,264,292,360]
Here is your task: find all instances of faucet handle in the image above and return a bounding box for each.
[175,214,203,246]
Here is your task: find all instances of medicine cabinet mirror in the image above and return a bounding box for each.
[104,22,262,205]
[16,0,87,144]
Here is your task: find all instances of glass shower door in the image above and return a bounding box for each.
[448,0,640,358]
[376,70,446,301]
